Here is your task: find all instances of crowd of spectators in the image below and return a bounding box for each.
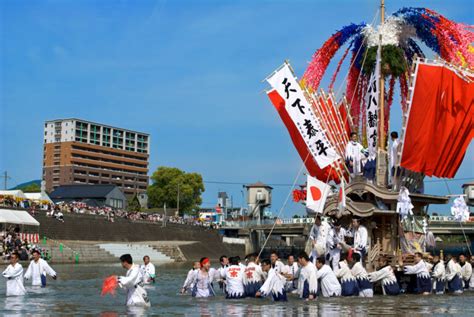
[0,225,49,262]
[1,196,218,228]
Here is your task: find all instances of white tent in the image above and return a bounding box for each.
[24,192,53,204]
[0,190,27,200]
[0,209,40,226]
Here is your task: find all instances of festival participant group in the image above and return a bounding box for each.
[2,215,473,307]
[179,215,474,303]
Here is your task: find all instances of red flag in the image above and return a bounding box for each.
[400,63,474,178]
[101,276,118,296]
[267,90,341,182]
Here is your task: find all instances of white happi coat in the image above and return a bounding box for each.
[368,265,398,295]
[273,260,286,274]
[445,259,462,282]
[118,264,150,307]
[404,260,430,279]
[182,268,198,292]
[2,263,26,296]
[351,261,373,297]
[221,265,245,297]
[309,221,330,259]
[461,262,472,287]
[259,268,286,298]
[140,263,156,284]
[335,261,357,283]
[297,262,318,298]
[316,264,341,297]
[345,141,365,175]
[432,260,446,293]
[24,258,57,286]
[243,262,264,285]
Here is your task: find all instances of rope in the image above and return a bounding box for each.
[443,180,472,255]
[256,153,310,259]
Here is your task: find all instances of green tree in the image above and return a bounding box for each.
[147,167,205,215]
[18,183,41,193]
[127,193,142,212]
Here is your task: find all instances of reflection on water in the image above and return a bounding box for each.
[0,263,473,316]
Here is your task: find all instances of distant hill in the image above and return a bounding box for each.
[11,179,41,191]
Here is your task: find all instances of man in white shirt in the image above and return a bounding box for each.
[315,256,341,297]
[326,220,347,270]
[283,254,299,292]
[345,132,366,177]
[140,255,156,285]
[309,215,330,263]
[297,252,318,300]
[220,257,245,299]
[24,249,57,287]
[389,131,400,185]
[349,217,368,262]
[117,254,150,307]
[270,251,286,274]
[2,252,26,296]
[459,253,472,290]
[181,261,201,294]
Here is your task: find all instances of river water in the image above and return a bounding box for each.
[1,263,473,316]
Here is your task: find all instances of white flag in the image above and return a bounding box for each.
[365,44,381,160]
[267,63,340,168]
[306,175,330,214]
[451,196,469,222]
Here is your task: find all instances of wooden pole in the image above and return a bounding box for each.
[379,0,385,149]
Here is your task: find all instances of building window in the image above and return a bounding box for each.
[110,198,123,209]
[112,130,123,149]
[89,124,101,145]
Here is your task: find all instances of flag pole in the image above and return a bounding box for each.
[376,0,388,187]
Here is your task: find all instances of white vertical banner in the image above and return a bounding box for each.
[266,63,340,168]
[306,175,330,214]
[366,45,381,160]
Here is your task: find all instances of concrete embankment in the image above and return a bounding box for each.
[34,213,244,264]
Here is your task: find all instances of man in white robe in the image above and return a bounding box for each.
[349,253,373,297]
[389,131,400,185]
[283,254,299,292]
[2,252,26,296]
[309,215,330,263]
[446,255,463,294]
[140,255,156,285]
[181,261,201,294]
[117,254,150,307]
[326,221,347,270]
[270,251,286,274]
[345,132,366,177]
[368,256,400,295]
[401,252,432,294]
[348,217,368,262]
[297,252,318,300]
[459,253,472,290]
[24,249,57,287]
[189,257,219,298]
[256,259,287,301]
[430,255,446,295]
[220,257,245,299]
[315,256,341,297]
[243,254,265,297]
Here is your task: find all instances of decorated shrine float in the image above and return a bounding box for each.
[265,1,473,268]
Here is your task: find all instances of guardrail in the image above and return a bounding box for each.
[221,218,315,228]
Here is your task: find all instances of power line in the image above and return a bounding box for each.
[203,177,473,187]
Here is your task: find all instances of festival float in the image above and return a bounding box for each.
[265,2,473,268]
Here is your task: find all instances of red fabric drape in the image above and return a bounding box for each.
[401,64,474,178]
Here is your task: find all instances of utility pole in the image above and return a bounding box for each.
[1,171,11,190]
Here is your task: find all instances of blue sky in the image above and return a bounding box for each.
[1,0,472,216]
